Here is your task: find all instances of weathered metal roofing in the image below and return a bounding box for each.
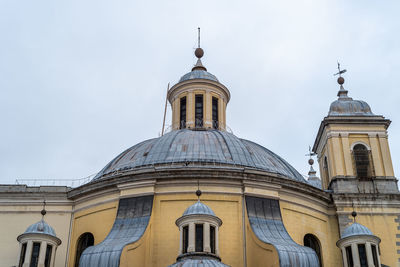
[94,129,306,183]
[179,69,219,83]
[246,196,320,267]
[79,196,153,267]
[328,87,374,116]
[23,220,57,238]
[169,258,230,267]
[341,222,373,239]
[183,200,216,216]
[329,99,374,116]
[307,178,322,189]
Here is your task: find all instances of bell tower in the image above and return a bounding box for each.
[167,30,230,131]
[312,65,397,193]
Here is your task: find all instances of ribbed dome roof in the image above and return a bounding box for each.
[341,222,373,238]
[179,69,219,83]
[23,220,57,237]
[169,258,230,267]
[93,129,306,183]
[183,200,216,216]
[329,99,373,116]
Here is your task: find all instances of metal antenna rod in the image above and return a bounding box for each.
[198,27,201,48]
[161,83,170,136]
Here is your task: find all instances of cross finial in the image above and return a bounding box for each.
[334,61,347,77]
[305,146,316,159]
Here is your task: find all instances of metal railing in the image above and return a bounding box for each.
[15,174,95,188]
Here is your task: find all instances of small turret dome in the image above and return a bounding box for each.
[183,200,216,216]
[341,222,373,238]
[179,69,219,83]
[23,220,57,238]
[329,98,374,116]
[169,257,230,267]
[328,73,374,116]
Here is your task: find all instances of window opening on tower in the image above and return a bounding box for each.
[180,96,187,129]
[212,97,219,129]
[323,157,329,184]
[195,95,204,128]
[182,225,188,253]
[195,224,203,252]
[353,144,373,179]
[210,225,216,254]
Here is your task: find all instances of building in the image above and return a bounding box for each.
[0,44,399,267]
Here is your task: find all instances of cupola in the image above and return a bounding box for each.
[16,204,61,267]
[169,190,230,267]
[336,212,381,267]
[167,32,230,131]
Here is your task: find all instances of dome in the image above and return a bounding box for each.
[328,98,374,116]
[169,258,230,267]
[179,69,219,83]
[341,222,373,238]
[23,220,57,238]
[93,129,306,183]
[183,200,215,216]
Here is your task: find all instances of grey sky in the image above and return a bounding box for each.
[1,1,399,185]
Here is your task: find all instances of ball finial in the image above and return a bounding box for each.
[337,76,345,85]
[41,209,47,216]
[196,189,202,197]
[351,211,357,218]
[308,158,314,166]
[195,48,204,59]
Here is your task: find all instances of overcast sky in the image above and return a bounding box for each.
[1,0,399,186]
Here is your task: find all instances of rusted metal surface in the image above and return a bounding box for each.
[246,196,320,267]
[94,129,306,183]
[79,195,153,267]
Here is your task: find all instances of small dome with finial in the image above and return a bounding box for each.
[328,64,374,117]
[178,28,219,83]
[182,200,216,216]
[22,220,57,237]
[341,222,373,238]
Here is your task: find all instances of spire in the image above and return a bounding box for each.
[306,146,322,188]
[192,27,207,71]
[334,62,351,100]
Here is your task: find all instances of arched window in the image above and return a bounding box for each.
[180,96,187,129]
[212,97,219,129]
[304,234,322,267]
[323,156,329,183]
[75,233,94,267]
[195,94,204,128]
[353,144,373,179]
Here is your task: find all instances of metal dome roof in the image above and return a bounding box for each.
[179,69,219,83]
[169,258,230,267]
[329,99,374,116]
[183,200,216,216]
[328,83,374,116]
[341,222,373,238]
[23,220,57,238]
[93,129,306,183]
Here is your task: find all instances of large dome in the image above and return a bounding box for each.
[94,129,306,183]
